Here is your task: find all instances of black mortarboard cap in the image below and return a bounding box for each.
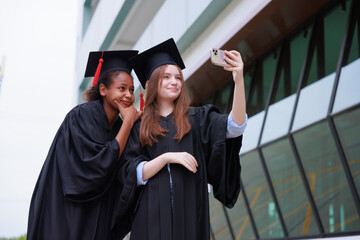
[130,38,185,88]
[84,50,139,86]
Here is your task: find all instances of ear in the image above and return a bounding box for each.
[99,83,106,97]
[145,81,150,96]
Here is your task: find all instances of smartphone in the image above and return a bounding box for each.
[210,48,230,67]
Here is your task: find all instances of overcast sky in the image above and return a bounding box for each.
[0,0,79,237]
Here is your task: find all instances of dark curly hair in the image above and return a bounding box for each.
[82,70,133,102]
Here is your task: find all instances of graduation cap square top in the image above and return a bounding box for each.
[84,50,138,86]
[130,38,185,88]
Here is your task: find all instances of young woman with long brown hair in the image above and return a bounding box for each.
[116,38,247,240]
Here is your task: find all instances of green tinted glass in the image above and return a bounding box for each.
[214,80,232,114]
[209,193,233,240]
[346,20,360,66]
[273,26,312,103]
[244,64,254,101]
[227,191,256,240]
[262,138,319,236]
[241,150,284,238]
[248,51,278,116]
[294,120,360,232]
[306,1,350,86]
[333,106,360,199]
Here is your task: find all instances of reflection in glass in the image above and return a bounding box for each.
[227,191,256,240]
[333,11,360,113]
[214,80,232,114]
[247,50,278,117]
[345,18,359,66]
[333,106,360,199]
[262,138,319,236]
[243,64,254,102]
[272,26,311,104]
[241,150,284,238]
[209,193,233,240]
[305,1,350,87]
[294,120,360,232]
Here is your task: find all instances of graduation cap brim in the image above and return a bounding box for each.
[84,50,138,83]
[130,38,185,88]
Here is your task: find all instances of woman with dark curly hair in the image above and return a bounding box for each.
[27,50,142,240]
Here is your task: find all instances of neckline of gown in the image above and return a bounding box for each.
[159,112,174,120]
[92,100,122,131]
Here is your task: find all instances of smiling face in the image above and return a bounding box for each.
[157,65,182,103]
[101,71,134,111]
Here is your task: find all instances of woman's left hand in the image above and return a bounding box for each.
[223,50,244,83]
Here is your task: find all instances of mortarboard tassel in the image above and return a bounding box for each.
[92,51,104,86]
[139,89,144,111]
[140,94,144,111]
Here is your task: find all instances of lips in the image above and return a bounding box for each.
[122,101,132,107]
[168,88,179,92]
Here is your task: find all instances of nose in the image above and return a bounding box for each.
[124,90,132,99]
[170,76,177,84]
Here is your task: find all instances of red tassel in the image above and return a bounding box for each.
[92,51,104,86]
[140,92,144,111]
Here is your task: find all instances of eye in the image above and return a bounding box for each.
[129,88,134,93]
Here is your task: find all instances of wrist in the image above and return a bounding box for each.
[234,76,244,85]
[159,153,169,165]
[122,119,134,128]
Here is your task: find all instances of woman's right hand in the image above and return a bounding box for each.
[115,100,142,125]
[162,152,198,173]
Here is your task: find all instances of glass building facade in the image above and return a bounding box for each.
[200,0,360,239]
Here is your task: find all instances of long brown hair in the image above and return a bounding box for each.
[139,65,191,146]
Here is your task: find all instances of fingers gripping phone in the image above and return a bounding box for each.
[210,48,230,67]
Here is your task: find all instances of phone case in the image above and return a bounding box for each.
[210,48,229,67]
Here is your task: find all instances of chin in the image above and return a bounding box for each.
[168,95,180,101]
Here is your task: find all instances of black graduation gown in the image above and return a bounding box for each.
[114,104,242,240]
[27,100,128,240]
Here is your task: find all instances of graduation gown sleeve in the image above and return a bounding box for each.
[55,101,121,201]
[26,100,125,240]
[197,104,242,208]
[111,120,146,238]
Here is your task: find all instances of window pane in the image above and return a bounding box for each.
[241,150,284,238]
[346,19,360,65]
[244,64,254,102]
[273,26,312,104]
[333,16,360,113]
[333,106,360,199]
[248,50,278,117]
[209,193,233,240]
[227,192,256,240]
[323,1,349,76]
[306,1,350,86]
[293,120,360,232]
[214,80,232,114]
[262,138,319,236]
[201,92,216,105]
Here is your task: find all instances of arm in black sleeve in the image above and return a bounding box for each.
[199,105,243,208]
[56,103,121,202]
